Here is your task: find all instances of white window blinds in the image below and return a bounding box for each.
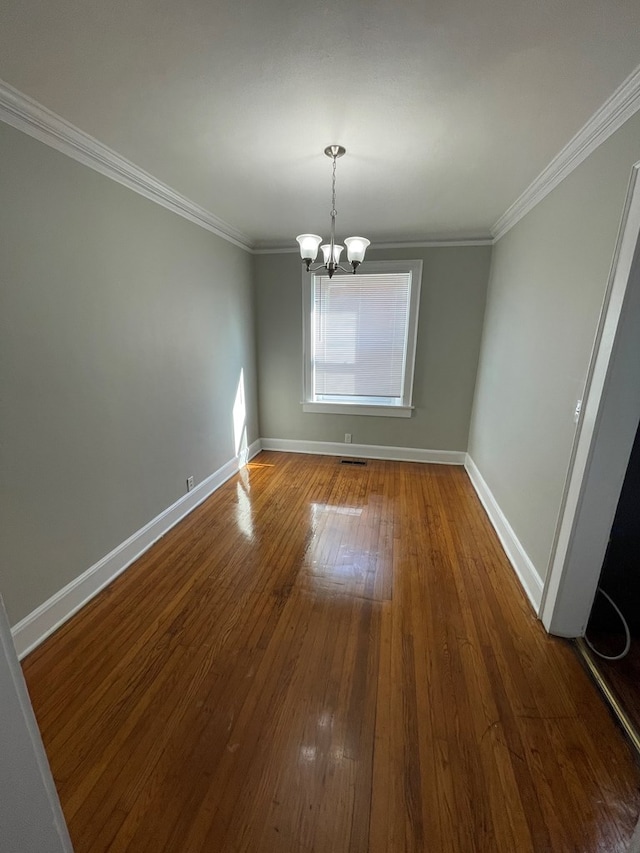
[311,272,412,404]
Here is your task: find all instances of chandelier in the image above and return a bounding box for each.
[296,145,370,279]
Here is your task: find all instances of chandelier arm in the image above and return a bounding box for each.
[307,263,352,275]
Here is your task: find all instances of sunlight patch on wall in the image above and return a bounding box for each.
[233,368,248,463]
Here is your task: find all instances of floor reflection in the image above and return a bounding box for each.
[235,470,254,541]
[302,499,392,601]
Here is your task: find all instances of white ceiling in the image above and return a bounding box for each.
[0,0,639,247]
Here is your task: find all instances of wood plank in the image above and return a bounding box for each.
[22,452,640,852]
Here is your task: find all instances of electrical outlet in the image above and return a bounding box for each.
[573,399,582,424]
[344,433,352,444]
[186,476,194,492]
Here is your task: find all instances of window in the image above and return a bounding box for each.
[302,260,422,417]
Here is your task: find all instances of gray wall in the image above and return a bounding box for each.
[469,110,640,583]
[254,246,492,450]
[0,121,258,625]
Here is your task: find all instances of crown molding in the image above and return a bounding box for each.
[252,237,494,254]
[492,63,640,242]
[370,238,493,249]
[0,79,254,252]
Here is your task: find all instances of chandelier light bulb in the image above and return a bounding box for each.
[344,237,371,265]
[321,243,344,266]
[296,234,322,261]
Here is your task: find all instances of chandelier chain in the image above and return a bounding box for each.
[331,155,337,219]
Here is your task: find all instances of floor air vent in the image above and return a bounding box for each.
[340,458,367,466]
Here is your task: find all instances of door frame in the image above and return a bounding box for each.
[540,162,640,636]
[0,598,73,851]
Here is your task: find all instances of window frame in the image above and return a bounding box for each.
[301,259,422,418]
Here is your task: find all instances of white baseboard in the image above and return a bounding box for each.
[464,455,544,613]
[11,440,262,659]
[260,438,466,465]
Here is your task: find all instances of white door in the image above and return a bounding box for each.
[541,162,640,636]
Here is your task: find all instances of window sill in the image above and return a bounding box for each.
[302,402,414,418]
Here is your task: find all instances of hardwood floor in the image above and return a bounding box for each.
[23,452,640,852]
